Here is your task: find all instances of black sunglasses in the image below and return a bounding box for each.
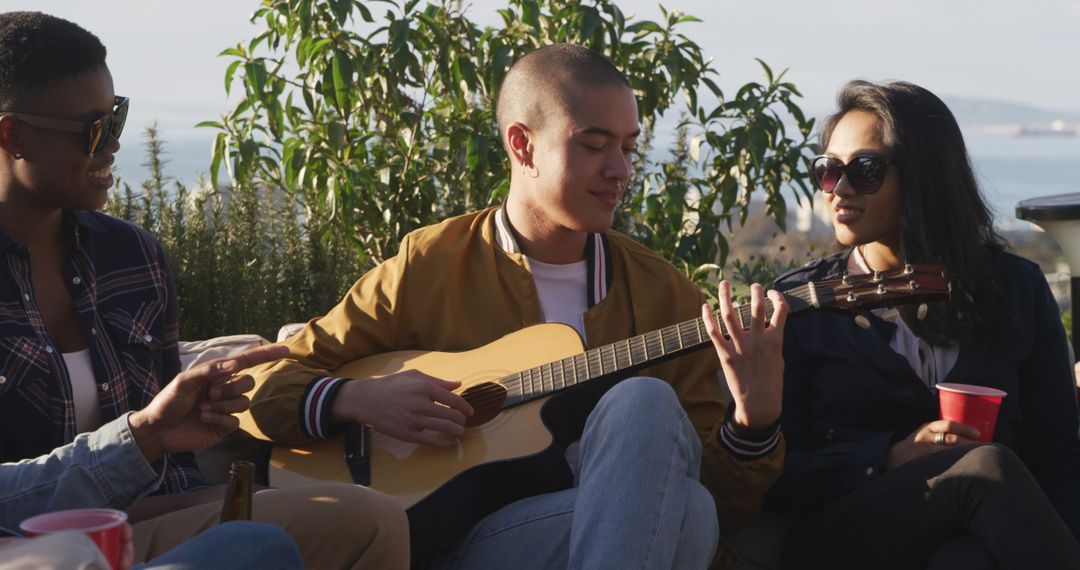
[811,153,890,195]
[0,96,129,158]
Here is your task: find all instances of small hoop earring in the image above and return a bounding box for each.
[522,162,539,179]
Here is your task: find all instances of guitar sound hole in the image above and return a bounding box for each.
[460,382,507,427]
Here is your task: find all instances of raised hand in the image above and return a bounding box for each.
[702,281,788,430]
[334,370,475,448]
[886,419,981,469]
[128,344,290,463]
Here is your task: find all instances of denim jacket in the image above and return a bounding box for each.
[0,412,163,535]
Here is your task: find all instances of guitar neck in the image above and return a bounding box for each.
[502,284,820,406]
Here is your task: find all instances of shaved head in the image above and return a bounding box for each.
[496,44,631,153]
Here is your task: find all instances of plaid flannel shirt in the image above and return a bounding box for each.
[0,210,206,494]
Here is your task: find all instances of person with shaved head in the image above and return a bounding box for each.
[243,43,787,569]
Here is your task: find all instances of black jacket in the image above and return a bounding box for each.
[767,249,1080,536]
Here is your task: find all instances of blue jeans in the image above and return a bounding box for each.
[136,521,302,569]
[436,377,719,569]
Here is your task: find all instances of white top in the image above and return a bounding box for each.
[63,349,102,432]
[527,257,589,342]
[851,249,959,388]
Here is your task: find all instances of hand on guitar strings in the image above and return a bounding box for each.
[701,281,788,431]
[336,370,475,448]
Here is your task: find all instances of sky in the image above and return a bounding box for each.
[5,0,1079,187]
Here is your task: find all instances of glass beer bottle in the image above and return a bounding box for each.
[219,460,254,523]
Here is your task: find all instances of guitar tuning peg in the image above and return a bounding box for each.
[881,308,900,322]
[854,314,872,329]
[917,303,929,320]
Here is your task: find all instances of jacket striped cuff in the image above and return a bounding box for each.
[300,376,349,439]
[718,403,781,460]
[719,422,781,460]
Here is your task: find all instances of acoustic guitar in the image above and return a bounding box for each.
[265,264,949,566]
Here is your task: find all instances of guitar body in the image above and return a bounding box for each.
[269,323,611,566]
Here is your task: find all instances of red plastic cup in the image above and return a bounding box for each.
[937,383,1007,442]
[20,508,127,569]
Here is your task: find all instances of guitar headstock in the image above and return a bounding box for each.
[812,263,950,312]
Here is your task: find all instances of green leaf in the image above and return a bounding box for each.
[466,134,488,172]
[328,121,346,150]
[302,87,316,116]
[309,38,335,59]
[224,60,243,95]
[390,19,410,53]
[491,43,512,85]
[625,20,663,34]
[244,61,267,95]
[716,235,730,268]
[329,0,351,25]
[755,58,774,84]
[748,127,768,167]
[456,57,479,92]
[581,7,601,40]
[282,139,296,186]
[332,50,353,114]
[522,0,540,30]
[356,2,374,22]
[210,132,225,187]
[665,49,683,91]
[700,76,723,98]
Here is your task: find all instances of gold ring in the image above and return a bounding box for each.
[934,432,946,445]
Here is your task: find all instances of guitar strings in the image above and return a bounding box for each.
[462,284,818,407]
[459,268,941,411]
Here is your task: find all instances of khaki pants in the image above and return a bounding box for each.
[133,483,409,570]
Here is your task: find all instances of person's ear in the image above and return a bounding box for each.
[506,122,533,167]
[0,116,25,160]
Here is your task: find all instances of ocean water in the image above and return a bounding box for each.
[112,126,1080,234]
[964,129,1080,229]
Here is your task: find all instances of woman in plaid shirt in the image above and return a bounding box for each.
[0,11,408,569]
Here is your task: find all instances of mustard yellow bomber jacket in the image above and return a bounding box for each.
[239,207,783,534]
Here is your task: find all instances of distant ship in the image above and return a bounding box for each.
[1011,119,1077,137]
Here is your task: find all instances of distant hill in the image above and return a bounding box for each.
[802,96,1080,131]
[940,96,1080,126]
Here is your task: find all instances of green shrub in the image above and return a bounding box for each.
[105,125,363,340]
[209,0,815,280]
[108,0,820,339]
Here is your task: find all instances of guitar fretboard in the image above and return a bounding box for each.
[497,284,820,407]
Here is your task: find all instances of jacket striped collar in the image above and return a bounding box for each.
[493,206,613,308]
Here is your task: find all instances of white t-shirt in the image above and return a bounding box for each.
[528,256,591,472]
[527,256,589,342]
[63,349,102,432]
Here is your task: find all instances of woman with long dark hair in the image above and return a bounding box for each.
[770,80,1080,569]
